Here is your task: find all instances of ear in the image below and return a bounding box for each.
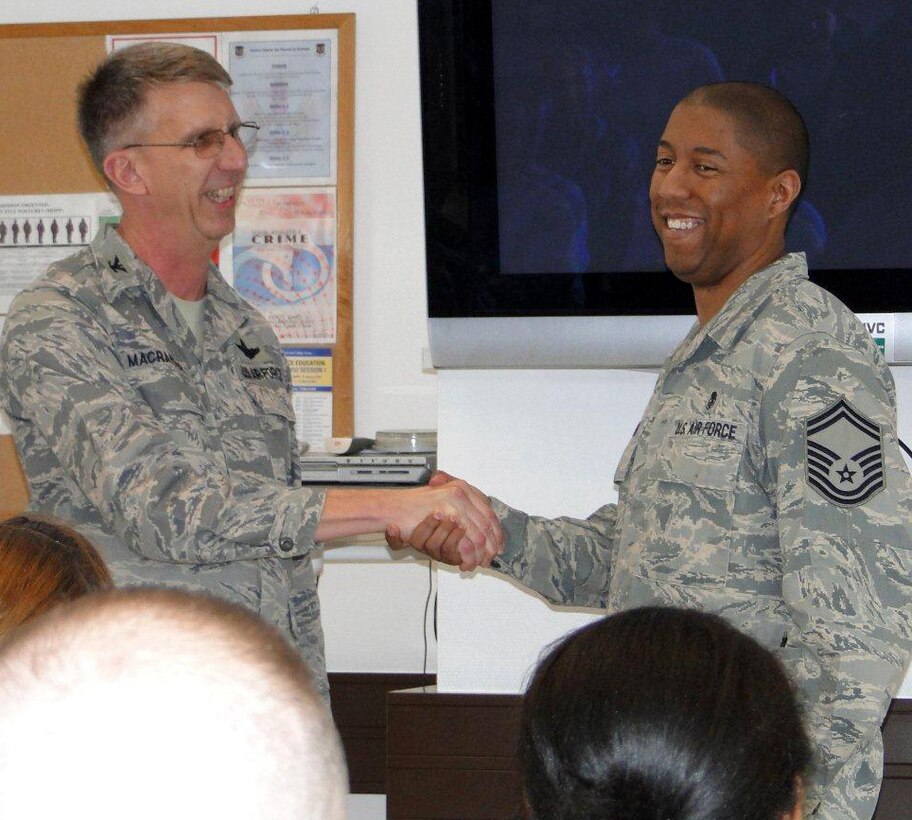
[769,169,802,219]
[103,150,148,196]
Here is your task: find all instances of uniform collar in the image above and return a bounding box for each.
[91,224,251,352]
[667,253,809,367]
[205,260,254,351]
[704,252,808,350]
[91,223,158,301]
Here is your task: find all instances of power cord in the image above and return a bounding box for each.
[899,438,912,462]
[422,557,435,674]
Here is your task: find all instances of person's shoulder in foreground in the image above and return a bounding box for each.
[0,587,347,820]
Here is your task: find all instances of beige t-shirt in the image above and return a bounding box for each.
[169,293,206,358]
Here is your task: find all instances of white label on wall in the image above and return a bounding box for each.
[856,313,894,362]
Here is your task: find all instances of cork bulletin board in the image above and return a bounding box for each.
[0,14,355,515]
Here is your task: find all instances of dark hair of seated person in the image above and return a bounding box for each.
[0,514,113,637]
[519,606,812,820]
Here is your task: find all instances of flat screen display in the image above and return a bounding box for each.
[419,0,912,365]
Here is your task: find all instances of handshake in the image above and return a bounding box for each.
[384,471,503,571]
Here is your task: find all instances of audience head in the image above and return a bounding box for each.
[0,587,347,819]
[77,41,232,174]
[0,514,112,638]
[520,606,811,820]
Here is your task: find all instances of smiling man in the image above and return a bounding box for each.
[395,82,912,819]
[650,85,805,322]
[0,43,502,703]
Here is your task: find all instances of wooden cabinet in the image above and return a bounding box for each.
[386,688,912,820]
[387,687,522,818]
[328,673,434,795]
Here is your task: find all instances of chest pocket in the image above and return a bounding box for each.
[245,380,297,482]
[635,419,746,587]
[130,365,207,451]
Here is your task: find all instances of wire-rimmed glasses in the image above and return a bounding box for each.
[122,121,259,158]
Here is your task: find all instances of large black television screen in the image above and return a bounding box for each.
[419,0,912,367]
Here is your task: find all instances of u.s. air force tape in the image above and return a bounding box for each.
[805,397,885,507]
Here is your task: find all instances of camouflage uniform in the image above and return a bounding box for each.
[492,253,912,819]
[0,225,330,700]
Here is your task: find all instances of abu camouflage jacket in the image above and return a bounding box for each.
[493,253,912,819]
[0,225,329,699]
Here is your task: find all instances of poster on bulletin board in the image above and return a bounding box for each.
[0,14,354,439]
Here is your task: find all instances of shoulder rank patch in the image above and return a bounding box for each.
[806,397,884,506]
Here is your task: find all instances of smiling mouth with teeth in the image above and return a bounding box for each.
[666,217,702,230]
[206,186,235,204]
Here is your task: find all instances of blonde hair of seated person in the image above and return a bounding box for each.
[0,587,348,820]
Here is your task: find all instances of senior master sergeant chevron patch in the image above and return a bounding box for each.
[806,397,885,506]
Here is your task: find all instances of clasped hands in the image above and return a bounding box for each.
[386,471,502,571]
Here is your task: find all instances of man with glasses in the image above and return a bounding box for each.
[0,42,501,702]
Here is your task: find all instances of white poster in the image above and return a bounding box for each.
[0,193,120,313]
[225,29,338,185]
[229,188,337,344]
[285,346,333,453]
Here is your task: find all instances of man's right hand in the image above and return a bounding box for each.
[386,511,466,565]
[319,473,502,571]
[385,471,501,571]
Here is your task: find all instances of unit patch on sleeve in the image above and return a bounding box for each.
[805,397,885,506]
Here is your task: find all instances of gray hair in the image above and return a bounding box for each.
[77,42,232,173]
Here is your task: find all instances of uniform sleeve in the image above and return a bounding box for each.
[489,496,618,609]
[0,290,325,565]
[760,332,912,819]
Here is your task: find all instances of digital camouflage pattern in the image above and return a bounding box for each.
[0,225,329,700]
[492,253,912,819]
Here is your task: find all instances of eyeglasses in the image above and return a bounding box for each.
[123,122,260,159]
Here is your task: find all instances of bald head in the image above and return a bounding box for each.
[0,588,347,819]
[681,81,809,198]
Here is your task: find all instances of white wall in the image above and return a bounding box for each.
[320,548,437,672]
[436,368,658,692]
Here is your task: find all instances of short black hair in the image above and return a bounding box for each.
[520,606,812,820]
[683,81,810,195]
